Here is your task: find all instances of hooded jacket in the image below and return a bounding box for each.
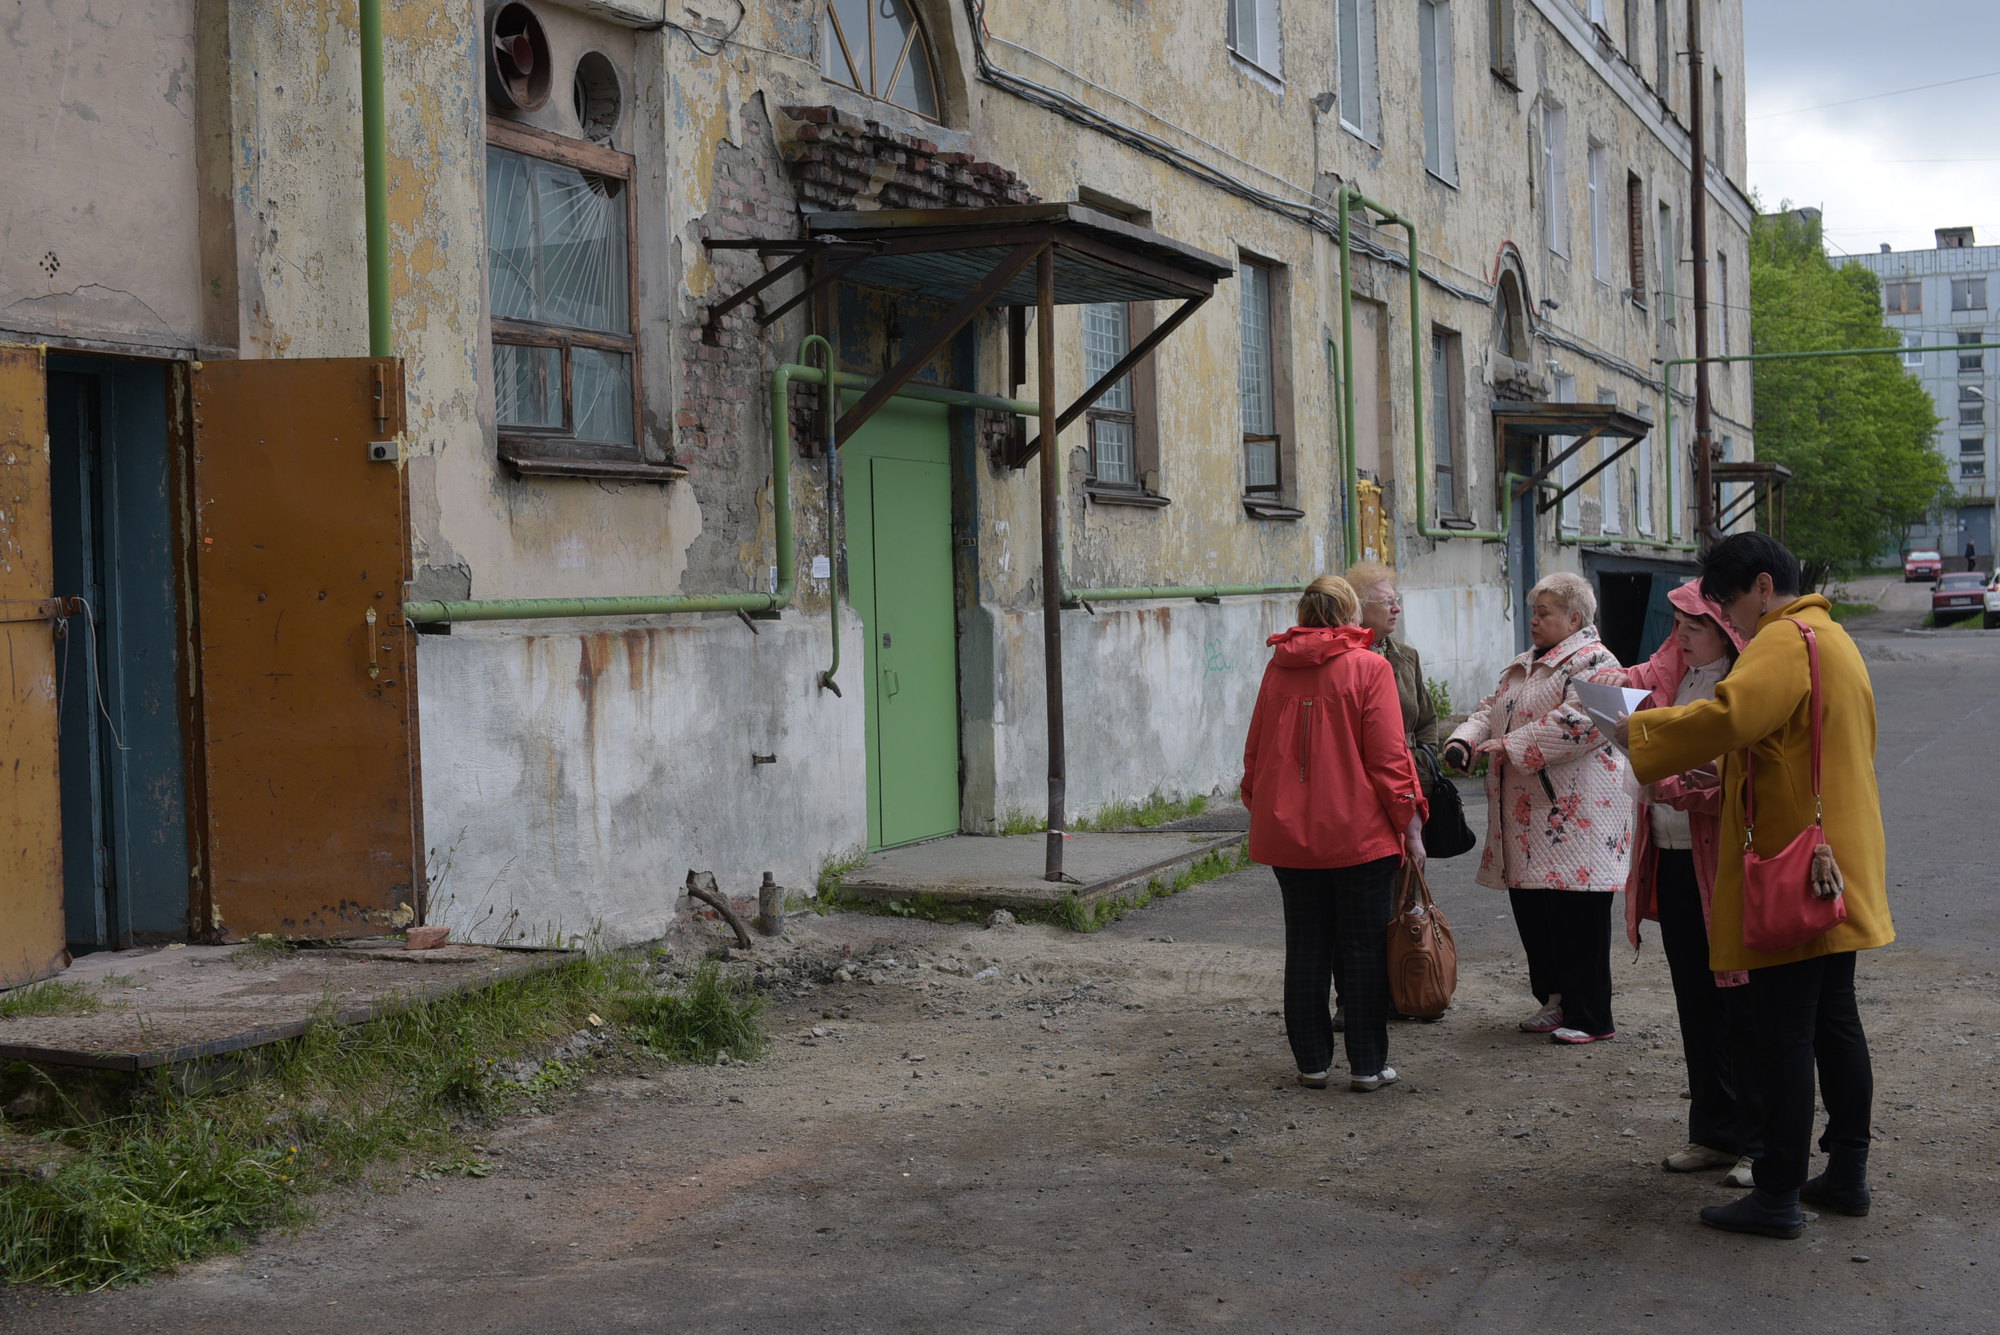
[1240,625,1427,870]
[1596,582,1750,983]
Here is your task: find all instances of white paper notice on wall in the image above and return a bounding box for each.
[811,555,831,580]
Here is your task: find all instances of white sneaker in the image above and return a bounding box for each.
[1350,1066,1399,1092]
[1724,1156,1756,1189]
[1297,1069,1330,1089]
[1519,997,1564,1033]
[1663,1143,1737,1173]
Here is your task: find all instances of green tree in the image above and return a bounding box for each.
[1748,208,1947,583]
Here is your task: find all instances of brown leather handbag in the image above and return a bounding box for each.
[1387,861,1458,1019]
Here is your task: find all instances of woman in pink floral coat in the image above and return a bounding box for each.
[1443,573,1633,1044]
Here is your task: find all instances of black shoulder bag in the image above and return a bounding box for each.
[1417,744,1477,859]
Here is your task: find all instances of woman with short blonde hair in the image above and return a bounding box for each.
[1243,575,1427,1092]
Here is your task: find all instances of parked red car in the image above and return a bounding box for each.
[1904,549,1944,581]
[1932,571,1986,622]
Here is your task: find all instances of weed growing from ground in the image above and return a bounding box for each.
[1068,791,1210,833]
[813,850,870,902]
[0,982,105,1020]
[0,952,766,1290]
[1052,844,1250,933]
[997,808,1047,836]
[227,934,298,967]
[624,961,766,1063]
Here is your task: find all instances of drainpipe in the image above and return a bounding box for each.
[360,0,390,358]
[1336,188,1512,545]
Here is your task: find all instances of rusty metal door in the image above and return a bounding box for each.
[190,358,421,939]
[0,344,70,986]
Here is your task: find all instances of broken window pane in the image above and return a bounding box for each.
[572,347,634,445]
[486,146,628,335]
[494,343,563,430]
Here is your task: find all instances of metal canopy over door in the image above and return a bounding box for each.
[0,344,70,986]
[190,358,421,938]
[841,396,959,848]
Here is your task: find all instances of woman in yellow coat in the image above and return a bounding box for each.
[1620,534,1891,1240]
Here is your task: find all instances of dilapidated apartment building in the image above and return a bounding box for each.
[0,0,1754,978]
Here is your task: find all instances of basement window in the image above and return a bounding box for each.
[486,118,651,477]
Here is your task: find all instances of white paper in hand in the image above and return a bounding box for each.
[1573,681,1650,743]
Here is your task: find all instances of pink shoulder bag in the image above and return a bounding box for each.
[1739,619,1848,954]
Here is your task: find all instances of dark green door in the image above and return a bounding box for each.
[842,399,959,848]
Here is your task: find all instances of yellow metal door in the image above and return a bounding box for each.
[190,359,421,939]
[0,344,70,985]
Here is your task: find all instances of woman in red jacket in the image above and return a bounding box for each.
[1242,576,1428,1092]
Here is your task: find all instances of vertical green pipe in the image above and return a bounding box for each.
[360,0,391,358]
[801,335,844,695]
[1337,194,1360,567]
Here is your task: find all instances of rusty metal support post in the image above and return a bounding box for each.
[1035,246,1067,883]
[1686,0,1719,547]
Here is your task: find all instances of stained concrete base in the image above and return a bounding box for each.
[0,940,575,1071]
[835,829,1248,913]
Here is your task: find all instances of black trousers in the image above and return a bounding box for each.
[1508,886,1614,1037]
[1274,857,1400,1077]
[1655,849,1761,1156]
[1747,951,1874,1195]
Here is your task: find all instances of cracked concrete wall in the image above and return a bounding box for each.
[0,0,207,350]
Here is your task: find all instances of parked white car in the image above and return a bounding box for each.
[1984,571,2000,629]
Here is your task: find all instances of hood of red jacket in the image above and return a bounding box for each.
[1265,624,1376,666]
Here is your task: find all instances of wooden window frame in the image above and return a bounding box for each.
[486,116,661,481]
[823,0,942,121]
[1431,327,1467,520]
[1238,258,1298,516]
[1083,302,1167,506]
[1883,280,1922,316]
[1625,172,1647,308]
[1952,277,1988,313]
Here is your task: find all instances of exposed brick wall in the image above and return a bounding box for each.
[779,105,1037,212]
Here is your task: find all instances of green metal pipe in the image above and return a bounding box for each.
[360,0,391,358]
[1336,189,1511,545]
[1062,584,1303,607]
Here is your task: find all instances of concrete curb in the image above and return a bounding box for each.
[837,831,1248,914]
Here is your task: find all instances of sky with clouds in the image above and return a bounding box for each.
[1743,0,2000,258]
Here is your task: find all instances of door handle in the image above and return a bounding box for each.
[884,668,900,698]
[364,606,381,681]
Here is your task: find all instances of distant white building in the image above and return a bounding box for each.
[1852,227,1997,564]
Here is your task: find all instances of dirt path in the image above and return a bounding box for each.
[8,634,1997,1335]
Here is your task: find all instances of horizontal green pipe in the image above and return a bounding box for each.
[403,591,783,624]
[1062,584,1302,607]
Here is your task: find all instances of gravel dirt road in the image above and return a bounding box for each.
[7,626,1995,1335]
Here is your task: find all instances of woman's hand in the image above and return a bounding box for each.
[1404,817,1427,872]
[1441,740,1474,773]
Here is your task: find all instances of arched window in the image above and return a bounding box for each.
[1496,271,1530,362]
[823,0,940,119]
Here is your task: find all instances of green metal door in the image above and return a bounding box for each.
[842,398,959,848]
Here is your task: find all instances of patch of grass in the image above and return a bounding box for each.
[1827,600,1875,623]
[813,850,869,901]
[1922,610,1982,629]
[227,934,298,967]
[0,952,744,1291]
[1069,791,1210,832]
[1050,843,1250,933]
[0,982,105,1020]
[623,961,766,1064]
[997,807,1047,836]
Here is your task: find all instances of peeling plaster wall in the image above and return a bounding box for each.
[0,0,205,349]
[962,596,1294,829]
[416,615,866,946]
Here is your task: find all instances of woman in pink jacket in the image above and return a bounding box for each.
[1443,573,1632,1045]
[1598,581,1758,1188]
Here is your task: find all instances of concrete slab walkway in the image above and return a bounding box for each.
[836,828,1246,913]
[0,940,574,1071]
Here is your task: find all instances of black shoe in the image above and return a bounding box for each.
[1800,1172,1871,1217]
[1700,1189,1804,1239]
